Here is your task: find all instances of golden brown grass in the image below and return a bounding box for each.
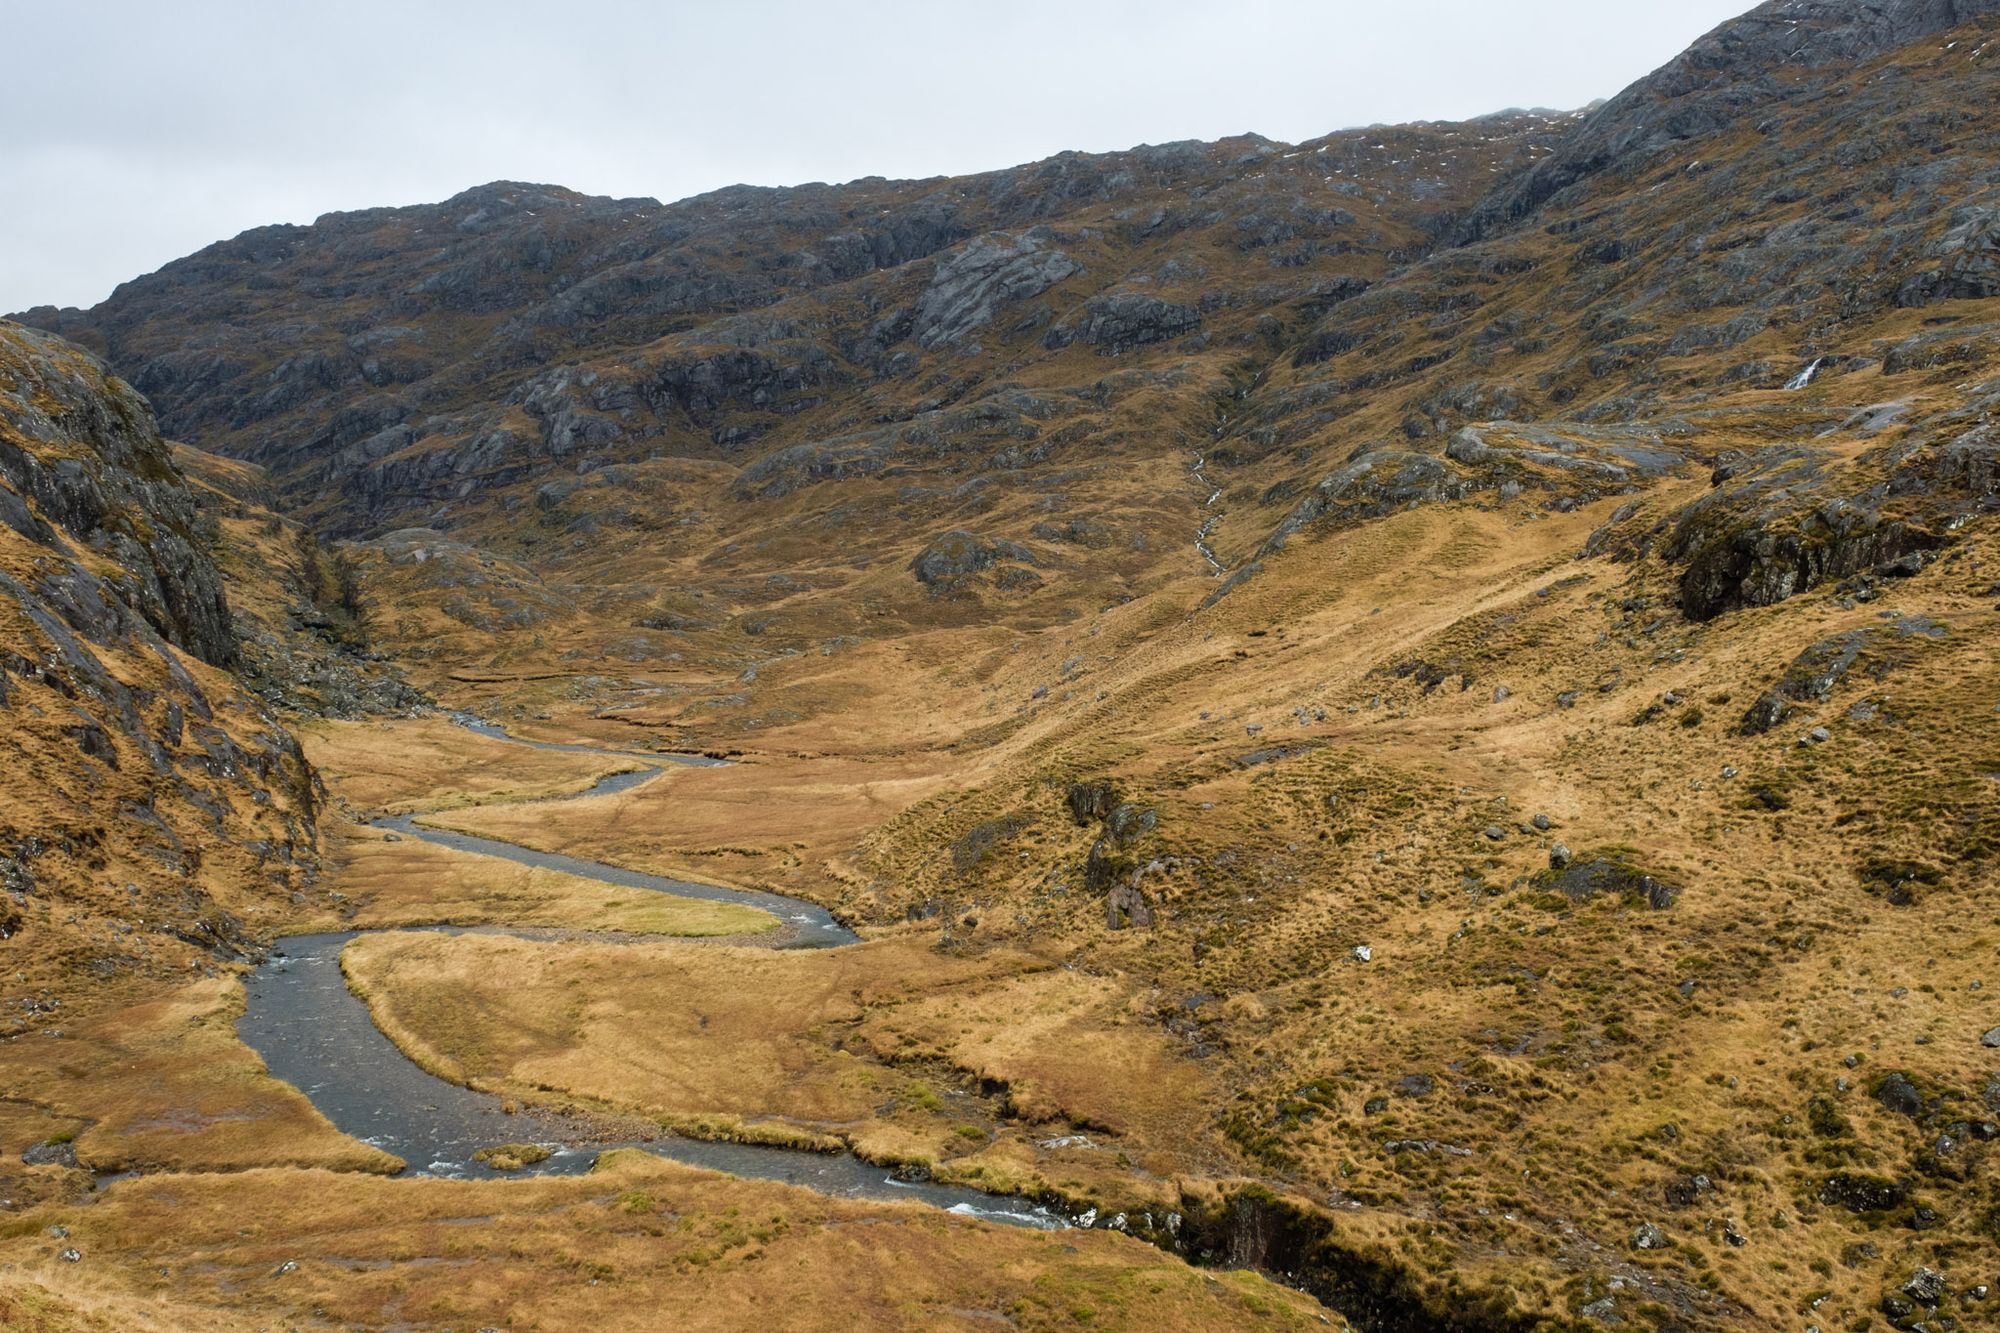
[0,978,398,1176]
[337,927,1254,1207]
[340,932,1041,1131]
[300,714,639,815]
[321,824,777,937]
[0,1152,1325,1331]
[420,743,961,899]
[852,968,1220,1147]
[324,487,2000,1326]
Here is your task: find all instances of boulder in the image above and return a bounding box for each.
[1107,881,1153,929]
[1902,1266,1949,1307]
[20,1140,77,1168]
[1875,1071,1927,1118]
[1536,855,1680,910]
[1817,1172,1907,1213]
[1739,630,1875,735]
[1066,780,1119,825]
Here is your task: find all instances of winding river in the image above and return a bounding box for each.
[236,717,1067,1230]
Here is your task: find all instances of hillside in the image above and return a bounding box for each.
[0,323,372,1206]
[5,0,2000,1328]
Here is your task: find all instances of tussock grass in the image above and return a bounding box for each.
[0,1154,1325,1330]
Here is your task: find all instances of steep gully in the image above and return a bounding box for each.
[236,717,1067,1228]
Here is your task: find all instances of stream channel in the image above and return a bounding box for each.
[236,716,1068,1229]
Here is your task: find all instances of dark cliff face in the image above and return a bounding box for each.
[1457,0,2000,241]
[0,322,237,666]
[0,322,321,987]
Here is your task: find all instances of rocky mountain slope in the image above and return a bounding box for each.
[0,323,434,1241]
[15,117,1557,535]
[6,0,2000,1328]
[0,322,323,989]
[1458,0,2000,241]
[13,3,1999,675]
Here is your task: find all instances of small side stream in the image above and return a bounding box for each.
[235,718,1068,1229]
[1190,452,1226,576]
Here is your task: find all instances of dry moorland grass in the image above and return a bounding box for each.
[419,742,964,896]
[852,967,1223,1151]
[340,932,1041,1134]
[742,495,1997,1325]
[0,1152,1327,1332]
[338,925,1250,1205]
[301,714,639,815]
[0,977,398,1179]
[327,489,2000,1325]
[321,824,777,937]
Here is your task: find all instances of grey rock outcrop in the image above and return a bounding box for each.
[1739,630,1876,735]
[913,231,1081,350]
[1066,780,1120,825]
[0,323,236,666]
[0,323,323,979]
[1898,205,2000,305]
[20,1140,77,1168]
[1592,385,2000,621]
[910,530,1038,587]
[1539,855,1681,910]
[1259,450,1474,553]
[1047,291,1201,354]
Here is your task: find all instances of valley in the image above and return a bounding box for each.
[4,1,2000,1328]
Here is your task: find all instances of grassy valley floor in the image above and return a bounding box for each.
[1,710,1349,1330]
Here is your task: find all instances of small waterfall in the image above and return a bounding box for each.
[1785,357,1826,391]
[1190,452,1226,576]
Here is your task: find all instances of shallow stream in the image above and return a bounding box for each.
[235,719,1067,1229]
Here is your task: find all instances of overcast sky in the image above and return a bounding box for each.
[4,0,1753,314]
